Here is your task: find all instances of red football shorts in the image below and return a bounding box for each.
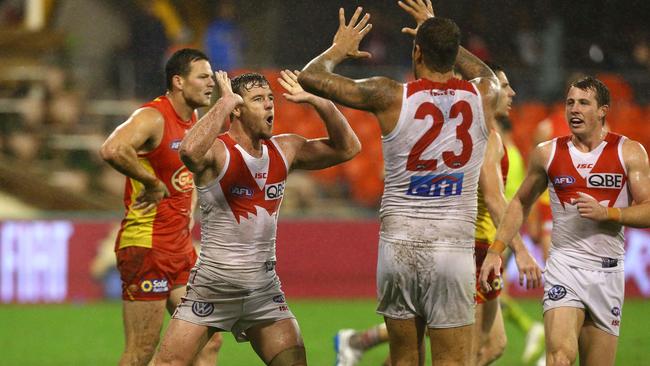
[475,240,503,304]
[116,246,197,301]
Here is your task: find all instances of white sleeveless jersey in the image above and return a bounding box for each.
[380,78,488,246]
[196,134,288,288]
[546,133,630,264]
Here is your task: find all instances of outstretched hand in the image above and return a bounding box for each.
[398,0,434,36]
[213,70,243,106]
[332,7,373,59]
[278,70,313,104]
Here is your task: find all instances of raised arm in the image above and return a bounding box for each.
[298,7,402,135]
[100,107,169,212]
[275,70,361,170]
[179,71,243,185]
[479,130,542,290]
[575,139,650,227]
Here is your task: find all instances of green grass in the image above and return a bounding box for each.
[1,299,648,365]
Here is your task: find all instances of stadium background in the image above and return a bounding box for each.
[1,0,649,365]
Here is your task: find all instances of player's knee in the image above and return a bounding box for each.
[202,332,223,353]
[482,337,507,364]
[268,345,306,366]
[548,349,576,366]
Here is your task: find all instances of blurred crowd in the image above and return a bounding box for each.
[0,0,648,215]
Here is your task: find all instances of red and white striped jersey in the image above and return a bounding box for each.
[546,132,630,262]
[380,78,489,247]
[196,134,288,288]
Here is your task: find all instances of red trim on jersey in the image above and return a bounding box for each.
[218,134,288,223]
[406,78,478,98]
[548,133,626,209]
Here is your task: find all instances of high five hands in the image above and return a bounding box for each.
[399,0,435,36]
[332,7,373,60]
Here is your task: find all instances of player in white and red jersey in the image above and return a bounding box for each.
[153,70,360,366]
[298,4,540,365]
[481,76,650,366]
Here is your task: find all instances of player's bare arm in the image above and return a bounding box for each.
[479,131,542,290]
[575,139,650,227]
[100,108,169,212]
[298,7,403,135]
[179,71,243,186]
[480,142,551,291]
[275,70,361,170]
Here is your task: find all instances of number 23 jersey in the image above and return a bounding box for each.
[380,78,488,245]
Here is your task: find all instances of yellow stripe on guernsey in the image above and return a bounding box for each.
[475,189,496,243]
[118,158,158,249]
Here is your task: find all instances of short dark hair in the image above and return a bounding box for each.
[231,72,270,96]
[165,48,210,90]
[485,62,504,74]
[568,76,610,107]
[415,17,461,73]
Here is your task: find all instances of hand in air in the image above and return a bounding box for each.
[575,191,609,221]
[332,7,373,59]
[214,70,243,106]
[278,70,313,104]
[133,180,170,214]
[398,0,434,36]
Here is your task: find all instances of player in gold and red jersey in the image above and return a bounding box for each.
[101,48,221,366]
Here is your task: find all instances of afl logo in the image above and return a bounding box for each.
[191,301,214,317]
[548,285,567,301]
[553,176,575,186]
[172,166,194,192]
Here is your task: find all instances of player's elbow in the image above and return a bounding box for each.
[99,140,121,164]
[341,137,362,162]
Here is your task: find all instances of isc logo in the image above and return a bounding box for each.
[265,182,285,200]
[587,173,623,189]
[406,173,464,197]
[553,176,575,186]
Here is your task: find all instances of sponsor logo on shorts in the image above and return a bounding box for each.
[191,301,214,317]
[406,173,464,197]
[278,305,289,312]
[553,175,575,186]
[265,182,285,200]
[140,279,169,293]
[491,276,503,291]
[170,139,182,150]
[611,319,620,327]
[231,185,253,198]
[548,285,567,301]
[586,173,623,189]
[272,295,285,303]
[611,306,621,317]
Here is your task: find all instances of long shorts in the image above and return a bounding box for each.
[475,240,503,304]
[116,246,197,301]
[173,267,295,342]
[376,237,475,328]
[543,252,624,336]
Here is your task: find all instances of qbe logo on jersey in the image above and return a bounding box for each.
[265,182,285,200]
[406,173,464,197]
[587,173,623,189]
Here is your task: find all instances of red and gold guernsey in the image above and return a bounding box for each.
[546,132,630,262]
[475,144,510,243]
[115,96,197,255]
[195,134,289,289]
